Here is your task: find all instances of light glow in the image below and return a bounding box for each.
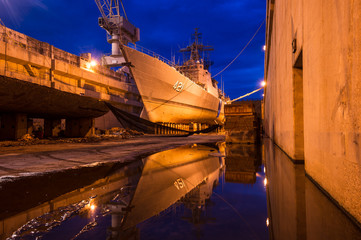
[266,218,270,227]
[263,177,268,187]
[90,204,95,211]
[90,60,97,67]
[261,80,266,87]
[263,45,266,51]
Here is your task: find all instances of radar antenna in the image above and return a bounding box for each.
[95,0,139,66]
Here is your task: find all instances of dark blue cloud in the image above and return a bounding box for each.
[0,0,265,100]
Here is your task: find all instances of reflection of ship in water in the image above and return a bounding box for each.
[180,163,222,224]
[1,143,225,240]
[0,160,144,240]
[225,144,262,184]
[108,143,225,239]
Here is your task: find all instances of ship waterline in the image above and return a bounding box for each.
[121,45,225,125]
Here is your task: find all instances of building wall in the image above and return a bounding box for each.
[224,101,261,144]
[265,0,361,223]
[265,138,361,239]
[264,0,304,161]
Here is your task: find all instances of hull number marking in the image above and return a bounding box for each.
[173,81,184,92]
[174,178,185,190]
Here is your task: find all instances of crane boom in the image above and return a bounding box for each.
[95,0,110,31]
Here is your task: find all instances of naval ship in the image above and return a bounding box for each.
[96,1,225,126]
[120,31,225,125]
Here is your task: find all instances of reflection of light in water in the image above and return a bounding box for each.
[263,178,268,187]
[87,198,96,212]
[266,218,270,227]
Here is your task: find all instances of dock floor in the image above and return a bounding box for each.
[0,134,225,179]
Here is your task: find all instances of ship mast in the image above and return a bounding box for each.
[179,28,213,69]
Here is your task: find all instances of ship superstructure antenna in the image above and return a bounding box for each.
[95,0,139,66]
[180,28,213,70]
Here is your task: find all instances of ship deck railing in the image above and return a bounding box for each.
[127,42,176,67]
[125,43,210,91]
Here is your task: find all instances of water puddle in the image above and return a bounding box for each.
[1,140,360,239]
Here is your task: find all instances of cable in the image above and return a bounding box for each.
[213,19,265,78]
[228,87,263,103]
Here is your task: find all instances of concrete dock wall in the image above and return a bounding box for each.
[0,27,141,110]
[264,0,361,223]
[265,139,361,239]
[0,26,143,137]
[224,101,262,144]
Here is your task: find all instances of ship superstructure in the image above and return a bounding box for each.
[177,29,219,99]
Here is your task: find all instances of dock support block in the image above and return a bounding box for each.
[65,118,94,138]
[44,119,62,138]
[0,113,27,140]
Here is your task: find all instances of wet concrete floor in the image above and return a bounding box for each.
[1,136,360,239]
[0,135,225,179]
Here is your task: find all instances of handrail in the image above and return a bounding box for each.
[127,42,175,67]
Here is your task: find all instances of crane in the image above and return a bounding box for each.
[95,0,139,66]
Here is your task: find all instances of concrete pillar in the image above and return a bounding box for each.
[44,119,61,138]
[0,113,27,140]
[190,123,197,132]
[27,118,33,134]
[156,124,161,135]
[165,123,170,135]
[65,118,94,138]
[160,123,165,135]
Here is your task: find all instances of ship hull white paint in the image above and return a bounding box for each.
[121,46,225,124]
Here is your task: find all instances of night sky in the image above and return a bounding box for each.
[0,0,266,100]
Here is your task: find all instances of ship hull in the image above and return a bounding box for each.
[121,46,225,124]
